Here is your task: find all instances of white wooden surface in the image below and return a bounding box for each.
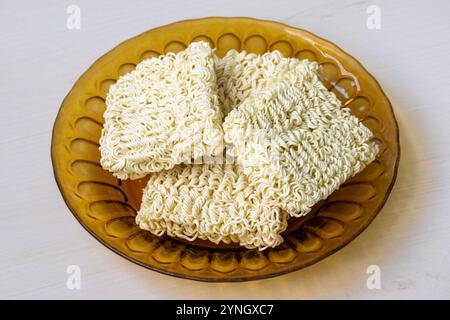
[1,0,449,299]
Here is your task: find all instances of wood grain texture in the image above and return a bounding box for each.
[0,0,449,299]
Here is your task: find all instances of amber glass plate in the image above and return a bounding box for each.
[51,17,399,282]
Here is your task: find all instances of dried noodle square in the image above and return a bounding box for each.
[223,61,379,217]
[100,41,224,179]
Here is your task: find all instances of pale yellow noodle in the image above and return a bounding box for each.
[99,42,224,180]
[223,61,379,217]
[136,163,288,250]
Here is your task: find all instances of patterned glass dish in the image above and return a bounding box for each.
[51,17,400,282]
